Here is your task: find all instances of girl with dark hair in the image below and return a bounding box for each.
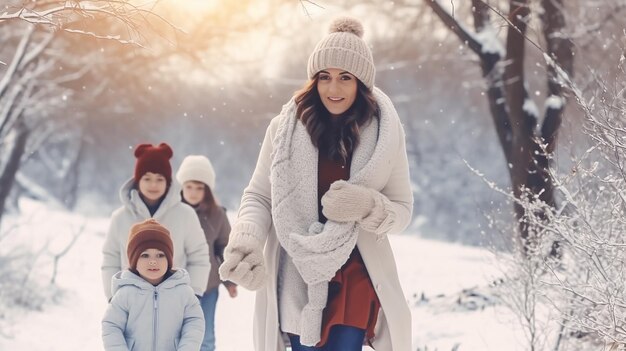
[177,155,235,351]
[220,17,413,351]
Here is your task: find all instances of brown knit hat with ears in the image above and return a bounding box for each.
[134,143,174,185]
[127,219,174,271]
[307,17,375,90]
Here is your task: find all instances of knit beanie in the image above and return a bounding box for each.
[307,17,375,90]
[134,143,173,184]
[176,155,216,190]
[127,219,174,271]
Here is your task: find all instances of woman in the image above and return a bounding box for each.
[219,17,413,351]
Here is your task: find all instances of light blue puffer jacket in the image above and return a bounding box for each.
[102,269,204,351]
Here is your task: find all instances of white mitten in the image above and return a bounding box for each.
[321,180,374,222]
[218,222,266,291]
[321,180,394,235]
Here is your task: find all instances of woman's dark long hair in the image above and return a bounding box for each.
[181,182,218,214]
[294,73,379,164]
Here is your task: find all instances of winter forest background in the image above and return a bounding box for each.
[1,0,625,350]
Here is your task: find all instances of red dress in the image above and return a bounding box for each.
[317,152,381,347]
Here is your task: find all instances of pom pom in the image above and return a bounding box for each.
[157,143,173,159]
[328,17,364,38]
[134,144,152,157]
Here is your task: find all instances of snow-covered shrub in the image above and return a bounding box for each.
[0,246,51,312]
[492,66,626,350]
[0,240,59,337]
[0,216,69,334]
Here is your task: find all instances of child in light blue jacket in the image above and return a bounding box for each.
[102,219,205,351]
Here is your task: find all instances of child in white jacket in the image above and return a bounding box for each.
[102,219,205,351]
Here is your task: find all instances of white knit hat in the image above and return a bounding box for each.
[307,17,375,90]
[176,155,216,190]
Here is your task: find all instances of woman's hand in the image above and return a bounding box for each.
[219,229,266,291]
[322,180,394,235]
[321,180,374,222]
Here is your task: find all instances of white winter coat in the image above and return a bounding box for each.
[102,269,204,351]
[237,88,413,351]
[101,179,210,300]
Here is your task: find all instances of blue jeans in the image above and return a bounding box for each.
[288,325,366,351]
[200,287,219,351]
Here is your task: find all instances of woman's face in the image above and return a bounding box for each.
[182,181,205,206]
[138,172,167,204]
[317,68,358,117]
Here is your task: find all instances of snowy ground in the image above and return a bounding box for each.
[0,199,528,350]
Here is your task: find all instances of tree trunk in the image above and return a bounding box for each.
[62,132,85,209]
[0,119,29,229]
[503,0,543,246]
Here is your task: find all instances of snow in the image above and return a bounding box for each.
[474,25,506,56]
[523,98,540,118]
[545,95,565,110]
[0,199,524,350]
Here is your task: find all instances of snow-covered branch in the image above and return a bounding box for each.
[423,0,483,55]
[1,1,183,46]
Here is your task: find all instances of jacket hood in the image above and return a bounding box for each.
[110,269,191,296]
[118,178,182,219]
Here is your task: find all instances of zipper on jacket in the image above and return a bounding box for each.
[153,289,158,351]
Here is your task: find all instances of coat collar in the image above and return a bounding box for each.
[110,269,190,295]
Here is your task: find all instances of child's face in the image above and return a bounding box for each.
[136,248,168,285]
[182,181,205,206]
[138,172,167,203]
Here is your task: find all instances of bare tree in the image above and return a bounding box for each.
[422,1,626,347]
[0,0,180,226]
[422,0,576,251]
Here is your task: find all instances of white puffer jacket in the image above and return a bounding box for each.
[101,179,210,299]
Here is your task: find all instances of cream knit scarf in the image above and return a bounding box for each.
[269,87,400,345]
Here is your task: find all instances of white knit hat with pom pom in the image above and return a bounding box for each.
[176,155,216,190]
[307,17,375,90]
